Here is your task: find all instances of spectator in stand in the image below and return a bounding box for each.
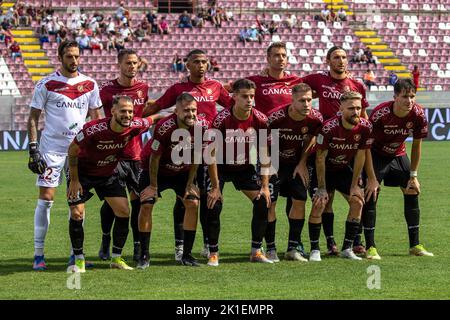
[119,23,133,42]
[38,24,49,44]
[146,10,158,34]
[106,17,116,35]
[172,53,185,72]
[6,8,17,27]
[248,25,263,44]
[363,69,376,89]
[17,2,30,26]
[0,25,13,47]
[9,40,22,61]
[388,71,398,86]
[135,25,147,42]
[115,1,126,22]
[329,9,338,22]
[338,8,347,21]
[90,33,103,50]
[256,16,269,36]
[318,5,330,22]
[412,65,420,89]
[192,9,205,28]
[225,8,234,22]
[56,27,67,44]
[178,10,193,29]
[158,16,170,34]
[207,5,221,28]
[268,20,278,35]
[284,14,297,31]
[88,16,101,35]
[140,16,150,33]
[364,47,377,67]
[76,31,92,53]
[26,5,36,22]
[351,45,365,64]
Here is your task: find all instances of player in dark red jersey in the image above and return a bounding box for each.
[137,93,221,268]
[363,78,433,259]
[303,46,371,255]
[97,49,162,263]
[314,91,374,261]
[205,79,272,266]
[145,49,233,260]
[246,42,303,115]
[266,83,324,262]
[66,95,154,273]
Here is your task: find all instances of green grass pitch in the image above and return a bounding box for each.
[0,142,449,299]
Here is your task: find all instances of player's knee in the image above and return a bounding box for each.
[70,207,84,221]
[349,195,364,209]
[253,196,269,219]
[183,198,199,211]
[139,204,153,218]
[113,205,130,218]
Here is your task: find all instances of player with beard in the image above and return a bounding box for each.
[302,46,376,256]
[362,79,433,260]
[145,49,233,261]
[27,40,102,271]
[137,93,221,268]
[97,49,162,263]
[314,91,374,260]
[266,83,324,262]
[66,95,155,273]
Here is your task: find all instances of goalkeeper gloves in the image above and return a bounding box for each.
[28,142,47,175]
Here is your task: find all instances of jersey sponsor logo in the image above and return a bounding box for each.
[268,109,286,125]
[280,148,296,159]
[383,128,411,135]
[382,145,398,154]
[86,122,108,136]
[97,142,126,150]
[280,133,303,141]
[371,106,391,123]
[213,109,231,128]
[322,118,340,134]
[133,98,146,106]
[56,101,86,109]
[157,118,176,136]
[194,95,215,103]
[97,154,117,167]
[329,143,359,150]
[330,154,348,165]
[262,88,292,96]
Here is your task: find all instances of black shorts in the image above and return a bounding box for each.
[271,163,308,202]
[115,159,142,194]
[370,150,410,188]
[67,172,127,206]
[138,170,190,198]
[205,165,261,192]
[325,165,355,196]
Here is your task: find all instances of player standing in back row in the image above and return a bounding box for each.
[27,40,102,271]
[145,49,233,261]
[97,49,161,263]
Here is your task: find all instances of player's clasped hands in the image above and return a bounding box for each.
[141,185,158,203]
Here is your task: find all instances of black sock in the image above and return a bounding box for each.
[100,201,115,237]
[140,232,151,258]
[404,194,420,247]
[69,218,84,256]
[183,230,196,256]
[251,197,269,249]
[130,199,140,245]
[199,193,208,245]
[207,201,222,254]
[265,219,277,251]
[353,230,363,246]
[342,220,360,250]
[309,222,322,251]
[173,198,185,247]
[112,217,129,256]
[287,218,302,250]
[362,197,377,248]
[322,211,335,246]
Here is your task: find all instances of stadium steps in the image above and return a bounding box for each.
[0,1,15,9]
[352,24,412,80]
[324,0,353,15]
[11,28,54,83]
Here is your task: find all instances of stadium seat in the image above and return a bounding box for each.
[313,56,322,64]
[387,22,396,29]
[272,35,281,42]
[316,49,326,57]
[299,49,309,57]
[302,63,312,72]
[403,48,412,57]
[431,63,440,71]
[399,36,408,43]
[414,36,423,43]
[288,56,298,65]
[434,85,443,91]
[317,21,326,29]
[333,22,343,29]
[446,63,450,70]
[286,42,295,50]
[323,28,332,36]
[429,36,438,43]
[305,35,314,43]
[257,2,264,9]
[343,42,352,50]
[345,35,354,43]
[386,85,394,91]
[272,14,281,23]
[378,85,387,91]
[401,4,410,11]
[370,86,379,91]
[302,21,311,29]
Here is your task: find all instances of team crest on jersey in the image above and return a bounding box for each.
[301,127,309,134]
[206,88,212,95]
[137,90,143,98]
[343,86,350,92]
[354,134,361,142]
[77,85,84,92]
[406,122,413,129]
